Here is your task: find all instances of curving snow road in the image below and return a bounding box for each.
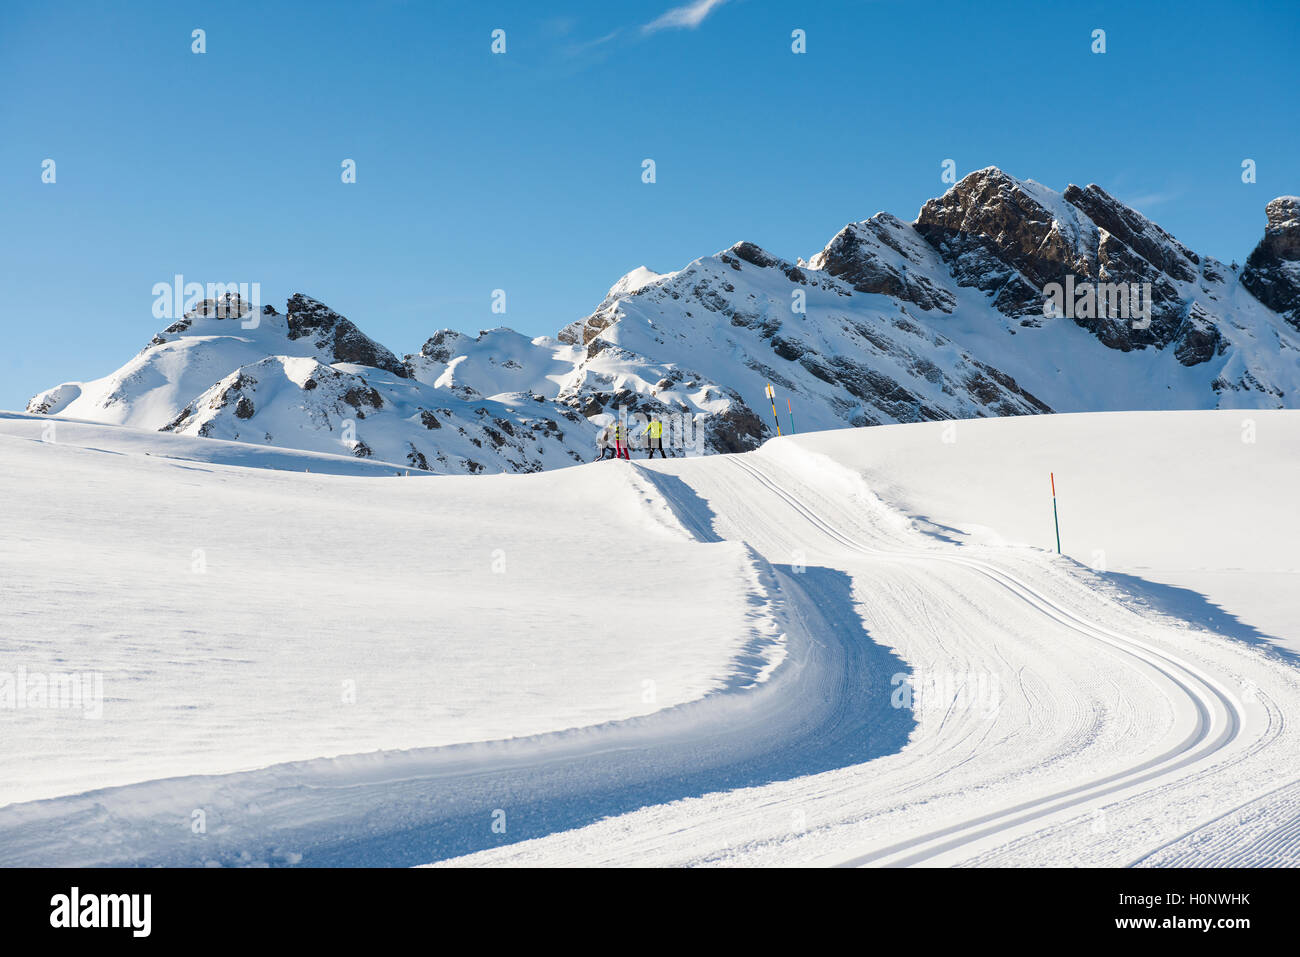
[729,456,1254,867]
[438,428,1300,867]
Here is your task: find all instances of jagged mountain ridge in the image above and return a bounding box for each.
[28,293,590,474]
[27,168,1300,473]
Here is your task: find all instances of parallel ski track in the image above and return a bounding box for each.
[727,456,1257,867]
[1125,759,1299,867]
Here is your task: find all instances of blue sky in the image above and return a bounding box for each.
[2,0,1297,409]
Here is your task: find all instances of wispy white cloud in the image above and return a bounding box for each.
[642,0,729,35]
[564,29,622,57]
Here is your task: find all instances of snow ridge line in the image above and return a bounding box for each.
[725,455,1251,867]
[624,461,790,689]
[0,468,878,866]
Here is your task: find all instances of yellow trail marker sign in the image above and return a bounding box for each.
[765,383,782,436]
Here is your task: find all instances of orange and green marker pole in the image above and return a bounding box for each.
[1050,472,1061,554]
[765,383,782,436]
[786,397,795,435]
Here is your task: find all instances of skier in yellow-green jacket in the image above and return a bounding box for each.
[643,415,666,459]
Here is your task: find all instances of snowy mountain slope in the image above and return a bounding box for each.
[160,354,591,475]
[909,171,1300,403]
[554,239,1053,442]
[30,294,597,475]
[28,293,406,426]
[1,411,1298,866]
[786,409,1300,657]
[535,174,1300,456]
[0,415,787,808]
[0,410,429,476]
[406,327,578,401]
[25,170,1300,474]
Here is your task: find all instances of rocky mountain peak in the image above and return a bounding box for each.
[417,329,467,364]
[1061,183,1200,281]
[1261,196,1300,256]
[285,293,408,378]
[809,213,955,312]
[183,292,256,320]
[912,168,1235,360]
[1241,196,1300,328]
[914,168,1094,310]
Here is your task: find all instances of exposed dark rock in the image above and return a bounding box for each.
[730,241,779,269]
[184,293,256,321]
[1063,184,1199,281]
[1241,196,1300,329]
[286,293,408,377]
[702,400,765,453]
[771,336,805,361]
[406,445,430,471]
[811,215,956,312]
[915,169,1093,316]
[160,406,193,432]
[418,330,466,364]
[342,384,383,412]
[914,168,1209,352]
[1174,303,1224,366]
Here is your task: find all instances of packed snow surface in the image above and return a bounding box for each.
[0,412,785,806]
[1,409,1297,867]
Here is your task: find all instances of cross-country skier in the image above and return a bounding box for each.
[595,423,615,461]
[614,419,630,460]
[643,415,667,459]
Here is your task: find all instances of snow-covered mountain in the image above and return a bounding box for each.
[28,294,592,474]
[27,169,1300,473]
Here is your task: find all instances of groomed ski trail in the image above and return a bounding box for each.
[2,433,1297,867]
[727,456,1255,867]
[440,444,1300,867]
